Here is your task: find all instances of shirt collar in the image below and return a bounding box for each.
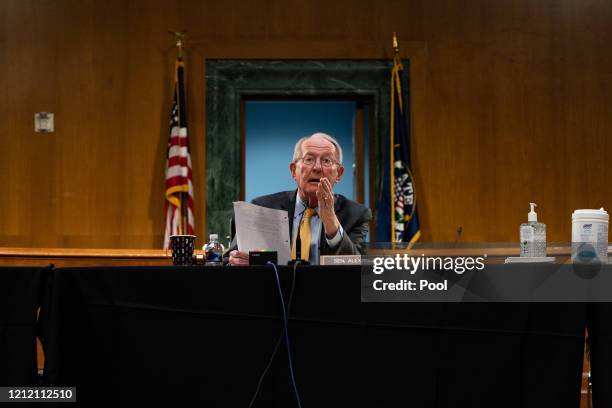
[295,196,319,219]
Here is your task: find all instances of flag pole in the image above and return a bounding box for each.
[390,32,400,244]
[393,31,400,62]
[171,29,187,234]
[169,29,187,60]
[164,30,194,247]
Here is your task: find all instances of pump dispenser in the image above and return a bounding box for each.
[528,203,537,222]
[520,203,547,257]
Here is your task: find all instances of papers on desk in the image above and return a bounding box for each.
[233,201,291,265]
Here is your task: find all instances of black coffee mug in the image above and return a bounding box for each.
[170,235,196,266]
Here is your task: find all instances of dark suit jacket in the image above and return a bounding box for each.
[230,190,371,257]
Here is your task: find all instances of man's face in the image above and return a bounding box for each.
[289,135,344,203]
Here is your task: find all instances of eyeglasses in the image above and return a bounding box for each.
[296,155,340,168]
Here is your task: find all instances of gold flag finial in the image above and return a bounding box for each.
[392,32,400,55]
[169,29,187,59]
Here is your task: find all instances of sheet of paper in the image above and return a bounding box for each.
[233,201,291,265]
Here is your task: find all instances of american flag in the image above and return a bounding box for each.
[163,59,194,249]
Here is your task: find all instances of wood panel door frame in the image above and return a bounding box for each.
[204,57,416,243]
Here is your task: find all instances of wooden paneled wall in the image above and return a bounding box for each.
[1,0,612,248]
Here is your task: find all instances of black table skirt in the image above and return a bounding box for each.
[38,265,587,408]
[0,267,49,386]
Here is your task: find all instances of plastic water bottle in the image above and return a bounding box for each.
[204,234,224,265]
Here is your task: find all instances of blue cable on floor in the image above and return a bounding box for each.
[268,261,303,408]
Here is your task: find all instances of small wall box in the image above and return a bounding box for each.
[35,112,54,133]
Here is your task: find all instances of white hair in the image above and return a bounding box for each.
[292,132,343,164]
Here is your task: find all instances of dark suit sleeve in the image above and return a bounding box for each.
[327,207,372,255]
[224,234,237,258]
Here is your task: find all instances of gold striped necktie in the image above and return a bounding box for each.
[292,208,316,261]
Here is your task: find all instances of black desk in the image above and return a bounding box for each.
[588,303,612,407]
[0,266,48,386]
[41,265,586,407]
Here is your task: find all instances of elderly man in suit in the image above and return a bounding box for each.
[229,132,371,265]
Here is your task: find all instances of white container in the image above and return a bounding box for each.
[571,208,609,264]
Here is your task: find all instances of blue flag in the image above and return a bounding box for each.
[377,58,421,246]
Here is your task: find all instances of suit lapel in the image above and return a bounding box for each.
[287,190,297,236]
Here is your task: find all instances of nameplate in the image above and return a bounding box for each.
[320,255,362,265]
[504,256,556,264]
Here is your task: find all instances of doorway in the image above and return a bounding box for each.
[243,99,371,210]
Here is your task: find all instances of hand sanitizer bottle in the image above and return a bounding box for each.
[520,203,547,257]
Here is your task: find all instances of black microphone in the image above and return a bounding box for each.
[295,211,304,261]
[454,226,463,247]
